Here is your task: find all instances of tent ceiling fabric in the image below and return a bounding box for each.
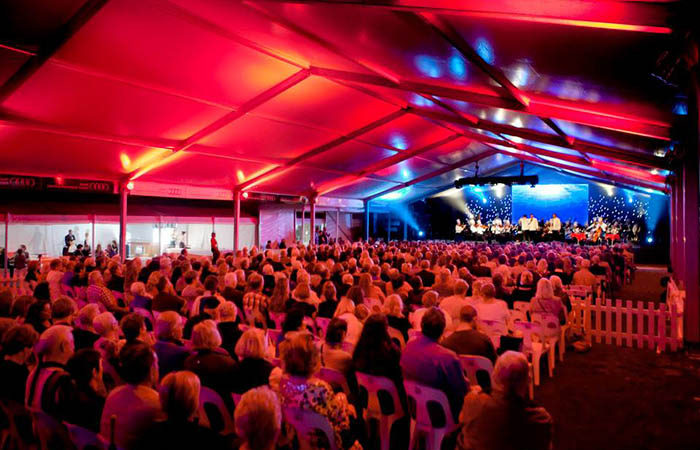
[0,0,678,200]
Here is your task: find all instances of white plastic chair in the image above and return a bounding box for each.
[530,313,560,373]
[387,327,406,349]
[513,301,531,315]
[316,367,352,398]
[403,380,459,450]
[283,406,338,450]
[478,319,507,349]
[512,321,551,385]
[355,372,405,450]
[269,311,285,330]
[459,355,494,387]
[198,387,235,435]
[315,317,331,338]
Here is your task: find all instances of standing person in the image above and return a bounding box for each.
[13,247,27,280]
[64,229,76,256]
[549,213,562,241]
[517,215,528,242]
[210,232,220,264]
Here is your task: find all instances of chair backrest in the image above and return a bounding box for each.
[198,387,235,435]
[387,327,406,349]
[283,406,338,450]
[315,317,331,338]
[355,372,404,419]
[111,291,124,303]
[459,355,494,387]
[316,367,351,397]
[478,319,507,348]
[64,421,106,450]
[509,309,528,324]
[513,301,530,313]
[512,321,545,354]
[132,307,154,328]
[530,312,561,337]
[269,311,285,330]
[403,380,456,430]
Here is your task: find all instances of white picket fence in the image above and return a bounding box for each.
[569,296,684,352]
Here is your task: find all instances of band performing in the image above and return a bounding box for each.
[455,214,641,245]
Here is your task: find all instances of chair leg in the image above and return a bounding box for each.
[533,354,541,386]
[379,416,393,450]
[548,345,555,377]
[429,430,446,450]
[408,419,417,450]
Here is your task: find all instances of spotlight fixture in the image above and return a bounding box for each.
[454,175,539,189]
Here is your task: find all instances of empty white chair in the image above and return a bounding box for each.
[403,380,460,450]
[283,406,338,450]
[198,387,235,435]
[355,372,405,450]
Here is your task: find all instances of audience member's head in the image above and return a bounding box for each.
[191,320,222,350]
[159,371,200,422]
[67,348,102,389]
[235,328,266,361]
[493,351,530,399]
[120,313,146,343]
[118,342,156,386]
[458,305,477,326]
[155,311,183,342]
[51,296,75,325]
[1,324,38,363]
[324,318,347,346]
[421,307,446,341]
[35,325,74,364]
[280,333,319,377]
[234,386,282,450]
[93,312,119,339]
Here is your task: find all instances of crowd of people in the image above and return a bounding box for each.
[0,238,634,449]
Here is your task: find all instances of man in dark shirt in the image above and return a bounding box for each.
[441,305,497,364]
[0,325,38,404]
[152,277,185,313]
[416,260,436,288]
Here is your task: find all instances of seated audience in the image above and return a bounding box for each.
[135,371,225,449]
[152,276,185,313]
[441,305,497,363]
[275,333,357,449]
[153,311,190,379]
[572,259,597,287]
[234,386,282,450]
[216,301,242,358]
[410,290,453,331]
[184,320,236,412]
[129,282,152,311]
[457,351,553,450]
[401,308,468,421]
[65,348,106,432]
[317,281,339,318]
[440,279,471,325]
[230,329,275,394]
[73,304,101,350]
[26,325,75,418]
[383,294,411,342]
[0,324,38,404]
[530,278,567,327]
[320,318,353,375]
[101,342,161,449]
[474,283,509,325]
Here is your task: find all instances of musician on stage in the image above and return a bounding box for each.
[525,214,539,242]
[548,213,562,241]
[517,215,528,241]
[63,229,76,256]
[455,219,466,241]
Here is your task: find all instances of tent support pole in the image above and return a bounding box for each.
[119,183,128,263]
[234,190,241,253]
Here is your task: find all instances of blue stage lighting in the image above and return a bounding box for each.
[647,236,654,243]
[418,230,424,237]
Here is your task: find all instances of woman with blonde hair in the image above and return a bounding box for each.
[333,298,362,346]
[383,294,410,341]
[235,387,282,450]
[230,329,275,394]
[135,371,225,449]
[359,272,384,311]
[531,278,567,326]
[268,275,290,313]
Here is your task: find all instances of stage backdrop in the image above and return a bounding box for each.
[511,184,589,224]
